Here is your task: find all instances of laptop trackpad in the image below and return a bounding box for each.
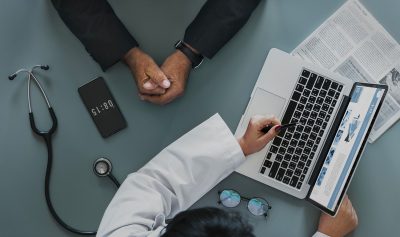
[241,88,287,128]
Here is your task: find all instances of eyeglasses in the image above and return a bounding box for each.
[218,189,272,217]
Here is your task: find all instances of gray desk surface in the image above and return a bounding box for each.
[1,0,399,236]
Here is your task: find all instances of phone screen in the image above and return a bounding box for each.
[78,77,126,138]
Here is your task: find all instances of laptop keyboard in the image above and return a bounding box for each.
[260,69,343,190]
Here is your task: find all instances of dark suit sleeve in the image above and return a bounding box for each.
[51,0,138,71]
[184,0,261,59]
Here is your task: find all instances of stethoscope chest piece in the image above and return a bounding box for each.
[93,158,112,177]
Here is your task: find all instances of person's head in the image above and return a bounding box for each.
[162,207,255,237]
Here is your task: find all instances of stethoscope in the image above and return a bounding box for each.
[8,65,120,235]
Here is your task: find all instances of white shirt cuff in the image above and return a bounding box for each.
[312,231,331,237]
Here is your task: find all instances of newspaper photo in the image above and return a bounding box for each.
[291,0,400,142]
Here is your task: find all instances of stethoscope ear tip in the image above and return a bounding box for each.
[8,74,16,80]
[41,65,50,70]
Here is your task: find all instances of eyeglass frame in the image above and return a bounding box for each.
[217,189,272,218]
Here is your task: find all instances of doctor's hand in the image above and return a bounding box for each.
[124,47,171,95]
[238,115,281,156]
[139,50,191,105]
[318,195,358,237]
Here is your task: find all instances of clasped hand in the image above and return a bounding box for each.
[124,47,192,105]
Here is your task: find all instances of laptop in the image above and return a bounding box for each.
[235,48,388,216]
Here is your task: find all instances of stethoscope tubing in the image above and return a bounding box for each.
[43,130,97,235]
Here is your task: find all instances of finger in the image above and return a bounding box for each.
[140,94,169,105]
[150,81,184,103]
[341,195,349,210]
[345,195,352,208]
[141,85,182,105]
[351,205,357,218]
[258,116,281,128]
[268,116,281,127]
[139,91,175,105]
[250,115,281,129]
[143,80,158,90]
[139,86,166,95]
[352,206,358,224]
[260,124,281,143]
[136,75,163,93]
[257,118,282,134]
[145,64,171,89]
[346,196,358,224]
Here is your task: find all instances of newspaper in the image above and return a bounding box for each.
[291,0,400,142]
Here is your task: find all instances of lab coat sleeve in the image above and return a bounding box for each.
[97,113,245,237]
[312,232,330,237]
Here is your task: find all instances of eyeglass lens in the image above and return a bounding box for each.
[219,189,241,207]
[248,198,269,216]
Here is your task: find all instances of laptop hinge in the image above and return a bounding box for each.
[307,95,350,188]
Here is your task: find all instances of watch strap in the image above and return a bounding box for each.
[175,40,203,69]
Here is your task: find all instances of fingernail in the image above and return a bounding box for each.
[162,79,171,88]
[274,125,282,132]
[139,94,144,100]
[144,81,154,89]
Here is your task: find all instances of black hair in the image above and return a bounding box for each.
[162,207,255,237]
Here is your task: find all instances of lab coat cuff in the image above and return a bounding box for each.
[215,114,246,169]
[312,231,331,237]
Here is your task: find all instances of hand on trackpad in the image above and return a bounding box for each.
[241,88,286,128]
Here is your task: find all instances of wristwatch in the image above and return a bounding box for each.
[174,40,204,69]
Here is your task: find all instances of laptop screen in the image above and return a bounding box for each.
[308,84,386,213]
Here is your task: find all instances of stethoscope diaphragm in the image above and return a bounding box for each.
[93,157,113,177]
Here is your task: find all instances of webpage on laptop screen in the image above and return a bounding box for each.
[309,85,385,211]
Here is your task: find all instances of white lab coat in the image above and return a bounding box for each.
[97,114,328,237]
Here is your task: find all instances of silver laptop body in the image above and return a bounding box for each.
[235,48,353,199]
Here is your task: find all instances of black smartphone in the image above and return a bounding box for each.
[78,77,127,138]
